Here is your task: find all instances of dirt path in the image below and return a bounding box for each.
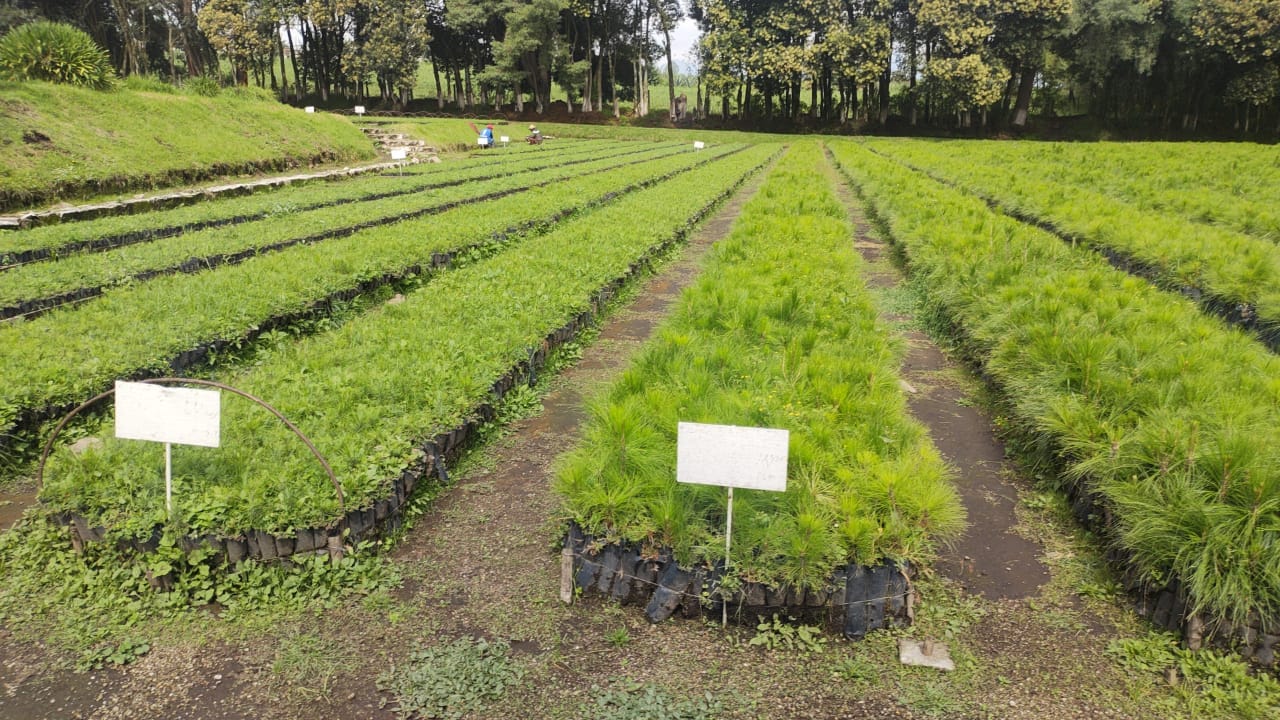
[833,180,1048,601]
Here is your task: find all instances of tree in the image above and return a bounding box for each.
[199,0,276,85]
[494,0,565,113]
[343,0,430,106]
[916,0,1009,125]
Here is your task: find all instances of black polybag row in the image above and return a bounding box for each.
[563,522,915,640]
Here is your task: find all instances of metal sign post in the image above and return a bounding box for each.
[115,381,221,517]
[676,421,788,626]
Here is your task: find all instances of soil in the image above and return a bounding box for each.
[0,153,1183,719]
[837,186,1048,602]
[0,491,34,531]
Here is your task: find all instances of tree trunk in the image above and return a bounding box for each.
[662,18,676,120]
[878,68,890,125]
[609,51,619,117]
[596,52,604,112]
[432,58,443,109]
[582,24,594,112]
[285,20,301,98]
[1012,66,1035,128]
[276,24,289,98]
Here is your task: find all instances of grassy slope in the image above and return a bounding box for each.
[0,81,376,211]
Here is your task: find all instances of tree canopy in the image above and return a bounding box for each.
[1,0,1278,132]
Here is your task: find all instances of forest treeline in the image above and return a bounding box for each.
[2,0,1277,134]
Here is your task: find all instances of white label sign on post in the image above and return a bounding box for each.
[115,381,221,517]
[354,105,366,115]
[677,421,788,491]
[304,106,315,113]
[390,148,408,161]
[677,421,788,626]
[693,140,706,150]
[115,382,221,447]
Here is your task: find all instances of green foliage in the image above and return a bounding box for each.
[556,143,963,587]
[748,614,828,654]
[271,630,346,699]
[896,678,969,717]
[587,679,722,720]
[183,75,221,97]
[121,75,177,94]
[1107,633,1280,719]
[604,626,631,648]
[377,637,524,720]
[0,142,690,311]
[0,21,113,89]
[0,516,398,667]
[0,81,373,211]
[866,138,1280,326]
[829,139,1280,627]
[831,654,879,684]
[0,138,628,263]
[78,637,151,671]
[30,145,773,539]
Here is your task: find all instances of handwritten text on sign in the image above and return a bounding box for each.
[115,382,221,448]
[676,422,788,491]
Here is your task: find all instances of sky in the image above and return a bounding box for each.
[670,18,702,73]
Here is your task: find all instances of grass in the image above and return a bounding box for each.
[0,80,375,211]
[360,115,793,148]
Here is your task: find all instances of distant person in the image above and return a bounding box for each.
[480,123,494,148]
[526,124,542,145]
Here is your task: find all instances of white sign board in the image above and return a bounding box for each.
[390,148,408,160]
[693,141,706,150]
[500,135,510,144]
[354,105,366,115]
[477,136,490,146]
[304,106,315,113]
[115,381,221,448]
[676,421,788,491]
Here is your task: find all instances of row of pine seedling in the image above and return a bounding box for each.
[830,141,1280,663]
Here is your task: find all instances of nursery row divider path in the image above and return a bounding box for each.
[823,146,1047,601]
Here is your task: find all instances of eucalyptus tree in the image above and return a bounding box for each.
[342,0,429,106]
[914,0,1007,126]
[198,0,276,84]
[492,0,565,113]
[1191,0,1280,130]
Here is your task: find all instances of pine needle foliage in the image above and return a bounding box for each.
[38,145,776,537]
[829,140,1280,628]
[555,142,964,589]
